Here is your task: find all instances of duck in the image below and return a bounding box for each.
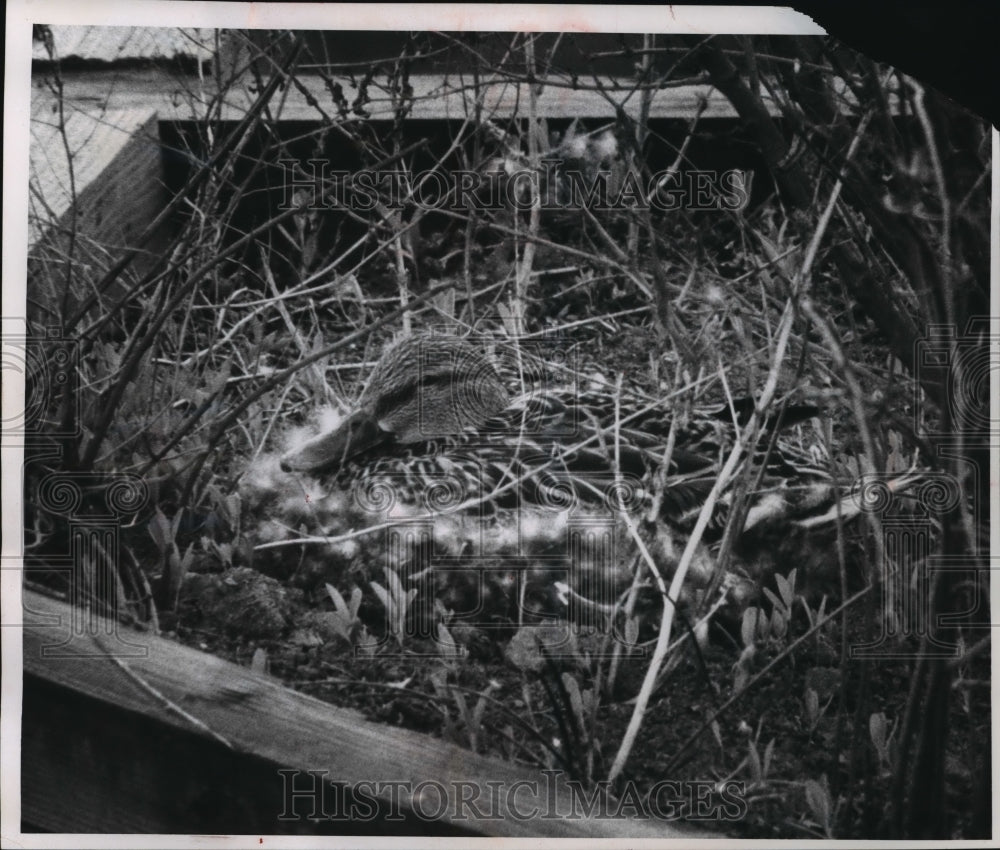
[279,332,833,536]
[263,332,921,652]
[272,332,859,637]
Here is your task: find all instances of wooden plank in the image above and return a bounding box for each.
[21,589,709,837]
[32,68,775,123]
[27,106,169,327]
[29,107,164,248]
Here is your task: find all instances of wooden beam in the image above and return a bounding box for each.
[21,589,709,837]
[29,107,164,250]
[32,69,774,123]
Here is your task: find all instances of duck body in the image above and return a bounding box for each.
[277,333,837,634]
[281,334,830,534]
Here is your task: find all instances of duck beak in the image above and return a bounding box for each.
[280,411,386,474]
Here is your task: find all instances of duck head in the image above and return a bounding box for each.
[280,334,510,475]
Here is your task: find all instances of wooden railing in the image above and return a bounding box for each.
[20,588,710,837]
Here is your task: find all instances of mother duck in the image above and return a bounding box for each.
[280,332,833,538]
[274,332,858,637]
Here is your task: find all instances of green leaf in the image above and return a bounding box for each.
[250,647,268,674]
[805,687,820,724]
[624,615,639,647]
[869,712,888,758]
[369,580,390,611]
[776,570,795,609]
[770,608,787,640]
[741,607,762,647]
[747,741,762,784]
[147,507,171,554]
[349,585,363,619]
[804,777,831,830]
[436,622,461,660]
[326,582,350,617]
[170,508,184,542]
[562,673,586,731]
[762,586,784,613]
[710,720,723,750]
[763,738,775,778]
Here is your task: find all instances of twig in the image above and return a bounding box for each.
[94,635,234,750]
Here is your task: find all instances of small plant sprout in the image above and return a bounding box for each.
[435,621,466,668]
[869,712,896,775]
[762,568,796,622]
[801,686,835,735]
[324,582,367,644]
[147,506,196,609]
[369,567,418,645]
[803,775,835,838]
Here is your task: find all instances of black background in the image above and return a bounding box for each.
[789,1,996,127]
